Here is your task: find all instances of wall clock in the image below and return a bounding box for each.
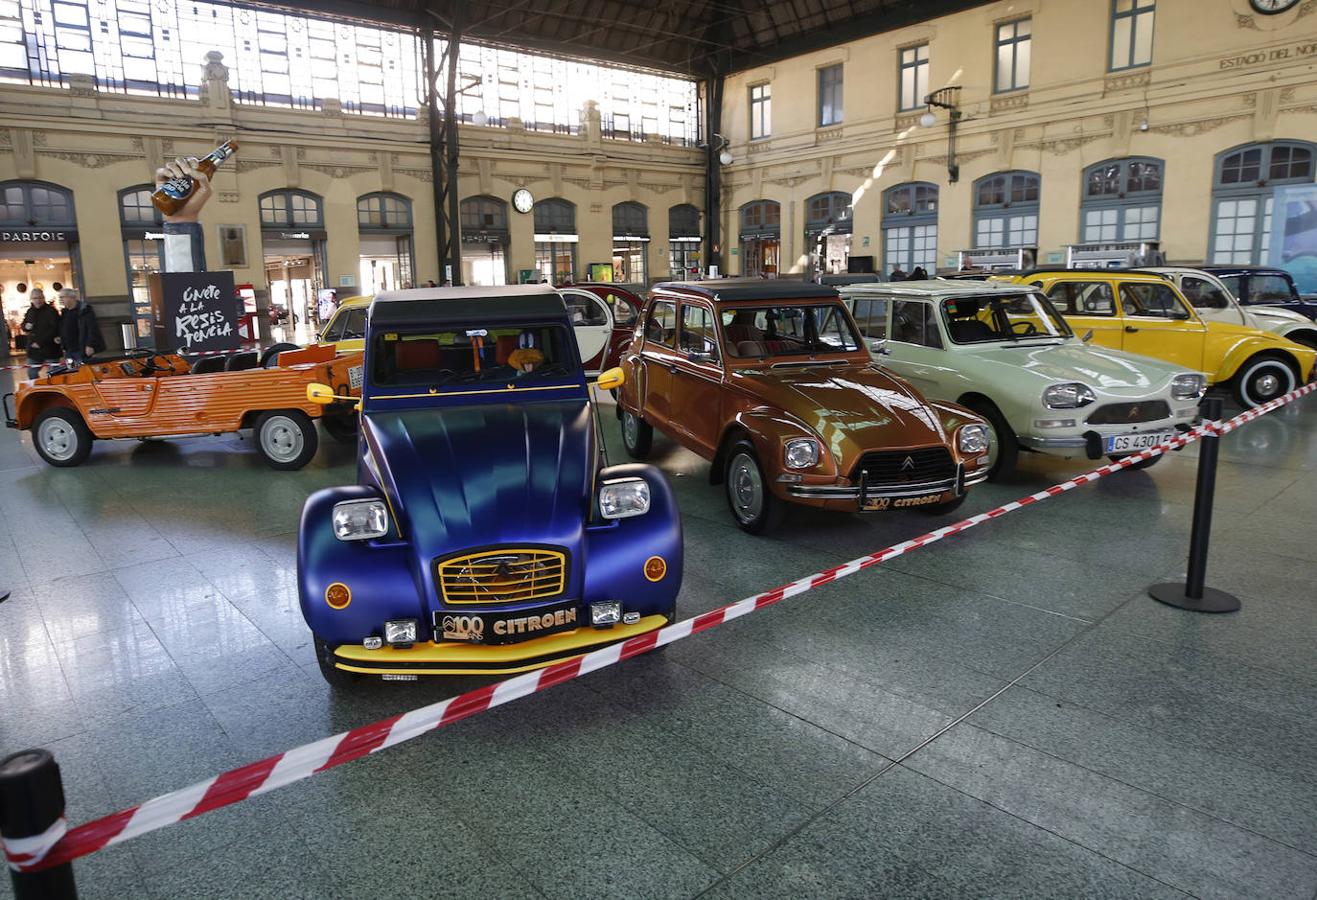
[513,189,534,214]
[1249,0,1299,14]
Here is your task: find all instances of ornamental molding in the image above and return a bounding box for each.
[1234,13,1261,30]
[0,130,10,146]
[38,149,140,166]
[235,159,280,172]
[990,93,1029,114]
[894,112,922,130]
[271,146,307,159]
[638,182,679,194]
[767,174,814,188]
[1031,132,1108,156]
[815,127,843,143]
[840,166,874,178]
[130,137,175,155]
[747,140,773,154]
[1279,87,1298,102]
[32,131,46,147]
[1103,70,1151,94]
[1148,114,1250,137]
[922,148,995,167]
[302,163,374,178]
[396,167,432,182]
[217,191,240,203]
[1282,104,1317,114]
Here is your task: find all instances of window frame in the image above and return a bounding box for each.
[1208,141,1316,266]
[882,182,939,273]
[258,189,324,230]
[644,300,678,349]
[534,197,577,235]
[1078,157,1164,244]
[1109,0,1156,72]
[357,192,414,232]
[972,171,1040,249]
[749,82,772,140]
[0,180,77,228]
[677,301,721,362]
[889,299,944,350]
[817,63,843,127]
[898,43,930,112]
[994,17,1031,93]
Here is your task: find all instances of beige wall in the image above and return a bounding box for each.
[719,0,1317,274]
[0,68,703,342]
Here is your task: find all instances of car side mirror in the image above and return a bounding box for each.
[307,382,357,405]
[870,338,891,356]
[595,367,625,391]
[686,350,717,364]
[1081,329,1094,343]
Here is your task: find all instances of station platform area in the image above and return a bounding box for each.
[1,370,1314,899]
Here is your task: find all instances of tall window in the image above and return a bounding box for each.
[973,172,1040,248]
[259,190,323,228]
[749,83,771,139]
[995,19,1031,92]
[118,186,163,335]
[0,181,75,227]
[1211,142,1316,265]
[534,198,577,284]
[612,202,649,285]
[459,196,507,286]
[817,64,843,127]
[899,44,929,112]
[357,193,412,230]
[883,183,938,273]
[1110,0,1155,71]
[668,203,701,279]
[1080,158,1162,243]
[739,200,780,277]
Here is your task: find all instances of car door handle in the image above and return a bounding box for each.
[1124,325,1139,333]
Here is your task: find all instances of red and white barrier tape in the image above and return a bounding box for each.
[1,818,66,870]
[5,381,1314,873]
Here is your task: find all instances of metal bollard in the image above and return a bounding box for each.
[0,749,78,900]
[1147,396,1241,613]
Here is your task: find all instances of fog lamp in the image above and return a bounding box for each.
[384,619,418,647]
[591,601,622,627]
[363,636,383,650]
[599,478,651,519]
[332,499,389,541]
[623,611,640,625]
[1033,418,1076,429]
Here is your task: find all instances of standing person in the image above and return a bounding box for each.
[889,267,907,282]
[908,266,928,281]
[20,288,60,379]
[57,288,105,366]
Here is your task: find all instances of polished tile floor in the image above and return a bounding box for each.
[1,366,1315,899]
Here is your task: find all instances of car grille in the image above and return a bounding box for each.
[852,447,956,488]
[1086,401,1171,425]
[437,549,567,605]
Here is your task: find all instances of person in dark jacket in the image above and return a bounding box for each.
[21,288,60,378]
[889,267,907,282]
[908,266,928,280]
[57,288,104,365]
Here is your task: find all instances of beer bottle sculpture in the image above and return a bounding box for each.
[151,140,238,216]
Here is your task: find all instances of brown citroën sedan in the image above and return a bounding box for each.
[616,280,992,533]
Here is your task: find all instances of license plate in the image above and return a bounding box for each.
[1104,431,1174,453]
[348,365,363,390]
[433,599,581,646]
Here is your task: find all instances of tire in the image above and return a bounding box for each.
[260,342,300,369]
[963,399,1018,480]
[917,493,969,516]
[724,441,785,534]
[32,408,94,467]
[1109,453,1163,471]
[1233,355,1298,407]
[620,409,653,459]
[321,412,359,444]
[254,410,319,470]
[315,637,365,688]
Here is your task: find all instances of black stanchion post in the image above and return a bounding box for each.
[0,749,78,900]
[1148,396,1241,613]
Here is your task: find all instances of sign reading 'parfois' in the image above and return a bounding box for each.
[148,270,239,353]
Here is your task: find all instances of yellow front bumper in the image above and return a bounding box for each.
[332,614,668,676]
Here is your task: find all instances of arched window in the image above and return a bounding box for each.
[457,196,508,286]
[357,192,413,230]
[118,186,162,227]
[805,191,854,276]
[259,189,323,228]
[612,202,649,284]
[973,171,1039,248]
[1210,141,1315,265]
[668,204,701,279]
[0,180,75,228]
[459,196,508,236]
[738,200,780,277]
[882,182,938,273]
[534,198,577,284]
[1079,157,1162,243]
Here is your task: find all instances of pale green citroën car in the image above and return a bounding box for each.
[838,280,1208,479]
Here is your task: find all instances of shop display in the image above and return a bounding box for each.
[298,285,680,683]
[4,347,361,469]
[840,280,1207,478]
[616,280,990,533]
[1020,270,1317,407]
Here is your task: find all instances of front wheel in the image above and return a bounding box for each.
[620,409,653,459]
[315,637,365,688]
[725,441,785,534]
[1109,453,1162,471]
[964,399,1018,480]
[32,408,94,467]
[1233,355,1297,407]
[254,410,319,470]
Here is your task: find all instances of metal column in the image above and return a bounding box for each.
[422,23,464,286]
[703,75,724,278]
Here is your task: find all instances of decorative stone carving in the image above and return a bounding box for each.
[990,93,1028,114]
[748,140,772,153]
[1279,87,1297,103]
[200,51,231,110]
[1149,114,1250,137]
[816,127,843,143]
[1037,133,1106,156]
[894,113,922,131]
[67,74,97,98]
[1103,70,1151,94]
[397,168,433,183]
[1235,13,1261,30]
[303,164,373,178]
[217,191,240,204]
[321,98,343,117]
[235,159,280,173]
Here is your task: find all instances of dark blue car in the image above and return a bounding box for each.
[298,286,681,684]
[1199,266,1317,321]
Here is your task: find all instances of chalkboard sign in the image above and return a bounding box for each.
[148,271,239,353]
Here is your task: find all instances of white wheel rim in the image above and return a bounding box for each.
[1246,365,1291,404]
[38,419,77,461]
[261,416,303,462]
[729,452,763,524]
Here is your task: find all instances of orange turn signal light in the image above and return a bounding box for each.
[325,582,352,610]
[643,556,667,582]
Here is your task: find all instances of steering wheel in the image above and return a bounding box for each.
[137,354,174,376]
[1011,321,1039,336]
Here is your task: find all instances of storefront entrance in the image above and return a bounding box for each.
[359,234,414,294]
[262,235,326,330]
[1,241,81,353]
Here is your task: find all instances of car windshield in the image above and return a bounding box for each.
[370,322,577,388]
[941,292,1072,343]
[721,303,863,358]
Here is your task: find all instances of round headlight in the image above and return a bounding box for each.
[784,438,820,469]
[1042,383,1097,409]
[958,424,990,455]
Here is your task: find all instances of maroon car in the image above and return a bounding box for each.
[560,284,643,373]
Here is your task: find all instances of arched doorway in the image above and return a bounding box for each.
[459,195,509,285]
[805,191,853,278]
[259,189,326,334]
[738,200,780,277]
[1,181,81,348]
[358,192,415,293]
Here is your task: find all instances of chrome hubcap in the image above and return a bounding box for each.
[261,416,303,462]
[38,419,76,461]
[728,452,763,523]
[1255,372,1280,397]
[623,412,638,445]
